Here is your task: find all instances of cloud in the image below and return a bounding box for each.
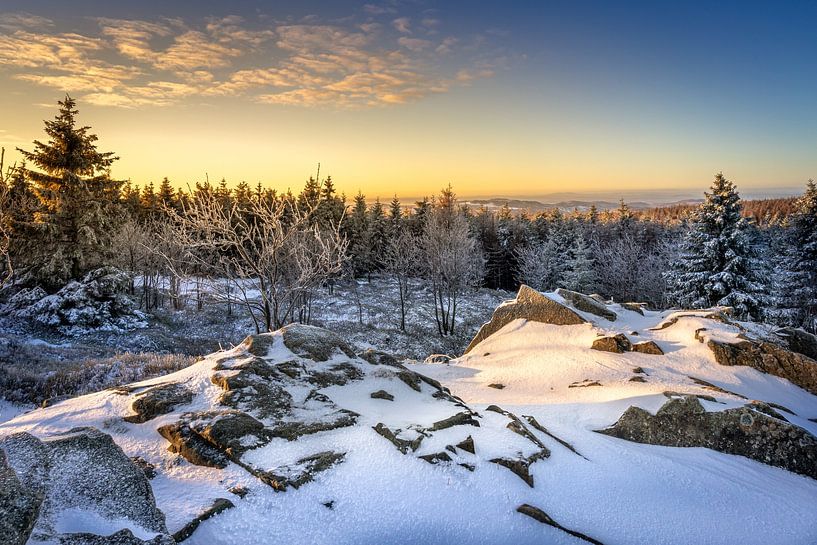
[0,12,53,32]
[0,10,501,109]
[392,17,411,34]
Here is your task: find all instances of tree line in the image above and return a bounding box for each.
[1,96,815,335]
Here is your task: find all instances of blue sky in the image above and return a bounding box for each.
[0,1,814,198]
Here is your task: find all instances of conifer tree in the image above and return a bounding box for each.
[781,180,817,332]
[17,95,122,286]
[664,173,763,319]
[157,177,177,211]
[388,195,403,235]
[561,235,598,293]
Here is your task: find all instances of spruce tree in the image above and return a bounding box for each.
[665,173,763,319]
[783,180,817,332]
[18,95,122,286]
[561,235,597,293]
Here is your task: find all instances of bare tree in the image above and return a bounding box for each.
[165,190,347,332]
[382,230,422,331]
[423,209,483,336]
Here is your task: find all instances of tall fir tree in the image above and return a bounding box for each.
[561,235,598,293]
[664,173,763,319]
[18,95,122,286]
[781,180,817,332]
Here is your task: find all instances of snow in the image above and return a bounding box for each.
[2,292,817,544]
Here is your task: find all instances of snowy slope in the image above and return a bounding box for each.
[2,294,817,545]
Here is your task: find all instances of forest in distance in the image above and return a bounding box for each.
[0,96,816,339]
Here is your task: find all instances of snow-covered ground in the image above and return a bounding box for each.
[2,291,816,544]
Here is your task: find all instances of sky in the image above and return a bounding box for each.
[0,1,815,200]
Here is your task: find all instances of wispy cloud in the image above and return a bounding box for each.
[0,10,502,109]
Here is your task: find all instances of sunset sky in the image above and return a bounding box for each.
[1,1,815,199]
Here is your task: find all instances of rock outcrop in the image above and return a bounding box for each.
[0,427,170,544]
[556,288,617,321]
[775,327,817,361]
[465,285,585,354]
[707,338,817,395]
[598,395,817,480]
[632,340,664,355]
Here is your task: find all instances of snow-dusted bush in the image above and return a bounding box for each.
[15,266,147,335]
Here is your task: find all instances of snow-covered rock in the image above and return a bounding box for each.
[2,291,817,545]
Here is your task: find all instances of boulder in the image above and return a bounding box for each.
[124,383,193,424]
[556,288,618,321]
[621,302,645,315]
[370,390,394,401]
[591,334,632,353]
[58,529,174,544]
[465,285,586,354]
[0,450,41,545]
[775,327,817,361]
[1,428,169,543]
[598,396,817,480]
[707,338,817,395]
[280,324,356,362]
[632,340,664,355]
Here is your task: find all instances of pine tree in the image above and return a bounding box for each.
[664,173,763,319]
[157,177,176,211]
[388,195,403,235]
[368,198,388,272]
[17,95,122,286]
[782,180,817,332]
[348,191,372,277]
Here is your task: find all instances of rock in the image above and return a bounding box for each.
[211,359,293,419]
[396,370,422,392]
[372,423,423,454]
[522,415,586,459]
[1,428,169,543]
[516,504,604,545]
[490,457,534,487]
[487,383,505,389]
[556,288,618,321]
[286,451,346,488]
[429,411,480,431]
[359,349,400,367]
[465,285,586,354]
[632,367,645,374]
[775,327,817,360]
[707,338,817,396]
[191,410,268,457]
[569,380,602,388]
[172,498,234,543]
[370,390,394,401]
[591,334,632,353]
[632,340,664,355]
[240,333,277,357]
[455,435,475,454]
[280,323,356,362]
[0,449,41,545]
[628,376,646,383]
[269,412,357,441]
[58,529,174,544]
[130,457,156,479]
[228,485,249,498]
[688,376,747,399]
[621,302,645,315]
[598,396,817,480]
[419,451,452,464]
[157,420,230,468]
[124,383,193,424]
[423,354,453,364]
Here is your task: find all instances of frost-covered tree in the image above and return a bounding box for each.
[778,180,817,332]
[561,235,597,293]
[17,95,122,287]
[514,239,561,291]
[664,174,763,319]
[423,189,484,336]
[383,230,422,331]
